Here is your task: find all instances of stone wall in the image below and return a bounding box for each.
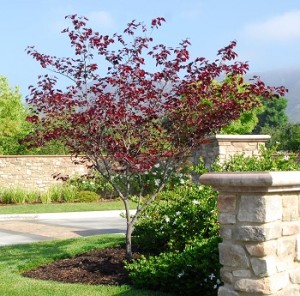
[0,155,88,191]
[0,135,271,192]
[200,171,300,296]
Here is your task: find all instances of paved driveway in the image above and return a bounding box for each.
[0,210,129,246]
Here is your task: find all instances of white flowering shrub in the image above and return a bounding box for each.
[131,182,218,254]
[126,180,221,295]
[126,236,221,295]
[68,162,190,201]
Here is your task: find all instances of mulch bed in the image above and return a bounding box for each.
[22,247,141,286]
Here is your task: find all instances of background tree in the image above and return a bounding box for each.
[281,124,300,151]
[25,15,286,258]
[0,76,31,154]
[221,109,261,134]
[253,95,288,134]
[252,95,299,151]
[219,76,263,135]
[0,76,68,155]
[262,123,300,152]
[221,81,288,135]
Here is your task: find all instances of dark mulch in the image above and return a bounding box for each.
[22,247,141,286]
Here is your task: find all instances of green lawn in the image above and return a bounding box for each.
[0,200,137,215]
[0,234,169,296]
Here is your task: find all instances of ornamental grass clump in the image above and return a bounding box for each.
[0,187,39,204]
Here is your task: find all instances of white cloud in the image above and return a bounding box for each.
[87,11,115,30]
[245,10,300,42]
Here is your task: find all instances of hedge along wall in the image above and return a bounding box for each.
[200,172,300,296]
[0,155,89,191]
[0,135,270,192]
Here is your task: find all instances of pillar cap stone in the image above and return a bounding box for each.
[200,171,300,192]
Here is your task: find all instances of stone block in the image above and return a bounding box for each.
[289,266,300,284]
[282,194,298,207]
[232,269,252,278]
[234,272,289,294]
[220,268,233,284]
[245,241,277,257]
[218,213,236,224]
[282,194,299,221]
[277,237,296,257]
[219,147,228,155]
[296,234,300,262]
[218,286,239,296]
[250,256,277,277]
[283,207,299,221]
[282,222,300,236]
[219,226,232,240]
[237,194,282,223]
[274,286,300,296]
[218,195,237,213]
[234,223,281,242]
[219,243,249,268]
[231,142,247,148]
[276,256,293,272]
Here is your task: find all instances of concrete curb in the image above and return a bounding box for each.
[0,210,134,221]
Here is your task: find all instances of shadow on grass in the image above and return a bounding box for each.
[0,234,171,296]
[0,234,125,272]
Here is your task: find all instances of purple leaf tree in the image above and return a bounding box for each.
[25,15,286,258]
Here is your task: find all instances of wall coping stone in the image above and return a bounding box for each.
[200,171,300,192]
[207,134,271,142]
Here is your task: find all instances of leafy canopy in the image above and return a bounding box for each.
[25,15,285,171]
[254,95,288,134]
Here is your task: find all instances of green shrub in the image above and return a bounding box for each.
[128,180,220,294]
[126,236,222,296]
[75,190,100,202]
[67,165,190,201]
[132,183,218,254]
[67,172,116,199]
[212,145,300,172]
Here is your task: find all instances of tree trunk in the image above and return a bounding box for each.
[125,222,133,259]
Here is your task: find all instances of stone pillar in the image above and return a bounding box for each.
[193,135,271,170]
[200,172,300,296]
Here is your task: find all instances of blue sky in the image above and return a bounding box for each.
[1,0,300,99]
